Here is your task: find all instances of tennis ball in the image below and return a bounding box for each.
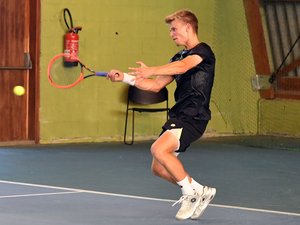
[13,86,26,96]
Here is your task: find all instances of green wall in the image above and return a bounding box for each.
[207,0,259,135]
[40,0,217,143]
[41,0,287,143]
[259,99,300,137]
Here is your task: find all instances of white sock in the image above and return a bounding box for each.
[177,176,195,195]
[191,178,204,193]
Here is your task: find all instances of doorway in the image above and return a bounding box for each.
[0,0,40,143]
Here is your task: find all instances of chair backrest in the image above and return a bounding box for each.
[128,86,168,105]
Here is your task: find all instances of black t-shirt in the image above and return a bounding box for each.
[169,42,216,121]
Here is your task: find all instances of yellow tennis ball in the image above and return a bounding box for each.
[13,86,26,96]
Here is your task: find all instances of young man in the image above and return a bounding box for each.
[107,9,216,220]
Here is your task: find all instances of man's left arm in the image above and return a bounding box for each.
[129,54,203,79]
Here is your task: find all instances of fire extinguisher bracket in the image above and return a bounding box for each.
[69,26,82,34]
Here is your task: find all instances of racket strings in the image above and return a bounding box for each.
[49,56,82,87]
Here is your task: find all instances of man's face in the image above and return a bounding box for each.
[169,19,188,46]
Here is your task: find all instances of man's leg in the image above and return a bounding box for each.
[151,131,189,182]
[150,131,200,220]
[151,158,177,184]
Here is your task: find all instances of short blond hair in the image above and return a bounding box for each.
[165,9,198,34]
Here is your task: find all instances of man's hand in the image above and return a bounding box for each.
[107,70,123,82]
[128,61,154,80]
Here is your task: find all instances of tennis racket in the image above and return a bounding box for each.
[47,53,107,89]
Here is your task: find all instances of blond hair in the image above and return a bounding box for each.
[165,9,198,34]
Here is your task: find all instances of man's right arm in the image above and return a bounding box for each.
[107,70,173,93]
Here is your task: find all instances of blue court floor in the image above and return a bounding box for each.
[1,181,299,225]
[0,136,299,224]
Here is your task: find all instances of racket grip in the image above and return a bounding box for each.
[95,72,108,77]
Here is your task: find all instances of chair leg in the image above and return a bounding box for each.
[124,109,134,145]
[131,110,135,144]
[124,108,130,145]
[124,110,128,144]
[125,108,168,145]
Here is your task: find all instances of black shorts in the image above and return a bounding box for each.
[160,117,208,152]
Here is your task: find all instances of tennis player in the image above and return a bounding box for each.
[107,9,216,220]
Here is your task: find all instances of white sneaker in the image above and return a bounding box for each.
[191,186,216,220]
[172,193,201,220]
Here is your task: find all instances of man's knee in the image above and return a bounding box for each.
[150,142,161,159]
[150,132,178,160]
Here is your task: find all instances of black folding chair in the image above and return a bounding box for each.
[124,86,169,145]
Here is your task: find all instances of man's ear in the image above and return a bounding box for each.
[186,23,192,33]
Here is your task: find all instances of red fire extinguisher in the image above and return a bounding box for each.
[63,8,82,67]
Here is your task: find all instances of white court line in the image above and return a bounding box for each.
[0,191,81,199]
[0,180,174,203]
[0,180,299,217]
[210,204,300,217]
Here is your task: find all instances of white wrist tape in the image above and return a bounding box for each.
[122,73,136,86]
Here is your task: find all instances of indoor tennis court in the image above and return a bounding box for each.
[0,138,300,224]
[1,0,300,224]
